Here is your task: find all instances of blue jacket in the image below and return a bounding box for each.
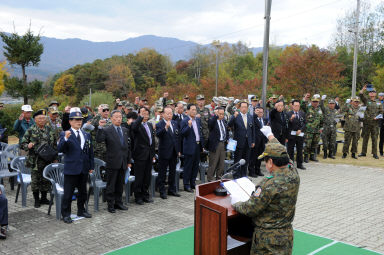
[57,129,94,175]
[228,113,254,149]
[14,119,35,143]
[156,119,180,159]
[180,116,204,155]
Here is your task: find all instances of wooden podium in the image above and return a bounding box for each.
[194,180,251,255]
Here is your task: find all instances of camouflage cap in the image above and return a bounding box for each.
[48,106,59,114]
[196,94,205,100]
[156,106,164,112]
[351,96,360,102]
[49,100,59,106]
[183,94,189,99]
[117,102,123,106]
[258,142,288,159]
[100,104,109,110]
[311,95,321,102]
[166,99,174,105]
[328,99,336,104]
[125,103,134,109]
[271,94,278,99]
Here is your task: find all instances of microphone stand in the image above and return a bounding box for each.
[214,161,244,196]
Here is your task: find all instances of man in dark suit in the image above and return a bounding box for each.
[180,104,204,192]
[156,106,181,199]
[287,100,306,169]
[58,108,94,223]
[131,107,156,205]
[270,100,289,145]
[96,110,131,213]
[207,107,228,182]
[228,101,255,178]
[249,107,268,177]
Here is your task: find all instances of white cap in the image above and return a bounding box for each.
[21,105,33,112]
[70,107,81,113]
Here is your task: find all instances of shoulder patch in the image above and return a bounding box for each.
[252,186,262,197]
[266,175,274,179]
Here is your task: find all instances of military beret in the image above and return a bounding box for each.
[33,109,47,118]
[258,141,288,159]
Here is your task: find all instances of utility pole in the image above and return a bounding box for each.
[352,0,360,97]
[261,0,272,111]
[213,40,221,97]
[89,88,92,107]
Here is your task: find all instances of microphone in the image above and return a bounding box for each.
[214,159,246,196]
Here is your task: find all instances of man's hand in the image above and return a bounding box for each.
[234,111,239,117]
[321,95,327,100]
[165,120,170,129]
[290,114,295,121]
[127,164,132,168]
[196,113,201,118]
[89,169,93,174]
[214,109,218,116]
[304,93,310,101]
[18,113,24,120]
[188,119,192,127]
[64,106,71,113]
[296,130,301,136]
[99,119,106,127]
[251,143,255,148]
[178,152,181,157]
[65,130,71,139]
[116,98,120,103]
[28,143,34,149]
[127,118,133,125]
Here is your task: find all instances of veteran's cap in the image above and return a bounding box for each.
[258,142,288,159]
[33,109,47,118]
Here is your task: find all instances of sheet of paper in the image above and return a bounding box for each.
[235,177,255,196]
[223,180,250,203]
[290,131,296,135]
[376,114,383,119]
[298,132,304,137]
[226,138,237,151]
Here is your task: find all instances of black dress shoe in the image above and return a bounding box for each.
[63,216,73,224]
[143,198,154,203]
[107,207,116,213]
[248,173,258,177]
[114,203,128,210]
[184,188,193,193]
[358,153,366,157]
[373,155,379,159]
[342,153,347,158]
[351,153,357,159]
[40,198,50,205]
[77,211,92,218]
[135,199,144,205]
[160,194,167,199]
[168,191,181,197]
[297,165,306,170]
[257,171,264,177]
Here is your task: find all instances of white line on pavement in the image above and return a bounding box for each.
[308,240,338,255]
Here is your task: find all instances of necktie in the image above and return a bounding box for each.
[219,120,225,141]
[117,126,124,145]
[168,120,173,133]
[242,114,247,129]
[76,131,81,146]
[143,122,152,145]
[259,118,263,127]
[295,112,298,119]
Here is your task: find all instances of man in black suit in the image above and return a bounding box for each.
[228,101,255,178]
[156,106,181,199]
[131,107,156,205]
[287,100,306,170]
[180,104,204,192]
[96,110,131,213]
[249,107,268,177]
[269,100,289,145]
[58,108,94,223]
[207,107,228,182]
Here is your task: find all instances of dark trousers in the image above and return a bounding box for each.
[0,194,8,225]
[248,142,264,174]
[275,133,286,146]
[61,173,88,217]
[183,145,200,189]
[157,155,177,194]
[133,159,152,200]
[234,141,250,179]
[106,167,125,206]
[379,124,384,155]
[287,135,304,165]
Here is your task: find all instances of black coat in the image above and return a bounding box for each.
[269,109,289,140]
[287,111,306,133]
[131,116,156,161]
[207,115,228,152]
[156,119,180,159]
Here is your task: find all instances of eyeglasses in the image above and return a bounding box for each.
[103,109,110,112]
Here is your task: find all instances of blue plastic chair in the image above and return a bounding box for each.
[43,163,64,220]
[11,156,31,207]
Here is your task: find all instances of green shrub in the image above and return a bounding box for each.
[0,104,23,136]
[79,91,115,110]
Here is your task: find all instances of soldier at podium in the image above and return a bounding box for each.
[232,126,300,255]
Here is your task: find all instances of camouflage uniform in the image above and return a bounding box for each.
[233,138,300,255]
[20,124,58,192]
[91,114,112,161]
[342,101,360,155]
[359,92,384,156]
[301,98,324,160]
[197,105,210,147]
[320,99,338,157]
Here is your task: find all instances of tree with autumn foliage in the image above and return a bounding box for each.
[53,74,77,96]
[272,45,346,98]
[0,61,8,96]
[105,64,135,98]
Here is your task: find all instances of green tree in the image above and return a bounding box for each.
[0,28,44,104]
[4,76,43,101]
[0,61,8,96]
[53,74,77,96]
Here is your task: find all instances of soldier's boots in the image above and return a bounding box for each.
[373,155,379,159]
[328,152,335,159]
[351,153,357,159]
[309,154,318,162]
[358,153,366,157]
[304,154,309,163]
[33,192,41,208]
[323,151,327,159]
[342,153,347,158]
[40,191,50,205]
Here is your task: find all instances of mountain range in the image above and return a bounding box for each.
[0,34,264,81]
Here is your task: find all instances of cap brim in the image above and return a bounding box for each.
[258,152,268,160]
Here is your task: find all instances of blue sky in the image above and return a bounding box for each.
[0,0,380,47]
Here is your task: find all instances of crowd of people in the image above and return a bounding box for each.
[0,83,382,233]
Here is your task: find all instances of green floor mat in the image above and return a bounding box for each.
[316,242,382,255]
[292,230,334,255]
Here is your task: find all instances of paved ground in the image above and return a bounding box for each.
[1,162,383,254]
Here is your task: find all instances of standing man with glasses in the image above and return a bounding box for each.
[287,100,306,169]
[58,108,94,223]
[131,107,155,205]
[96,110,131,213]
[91,104,112,161]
